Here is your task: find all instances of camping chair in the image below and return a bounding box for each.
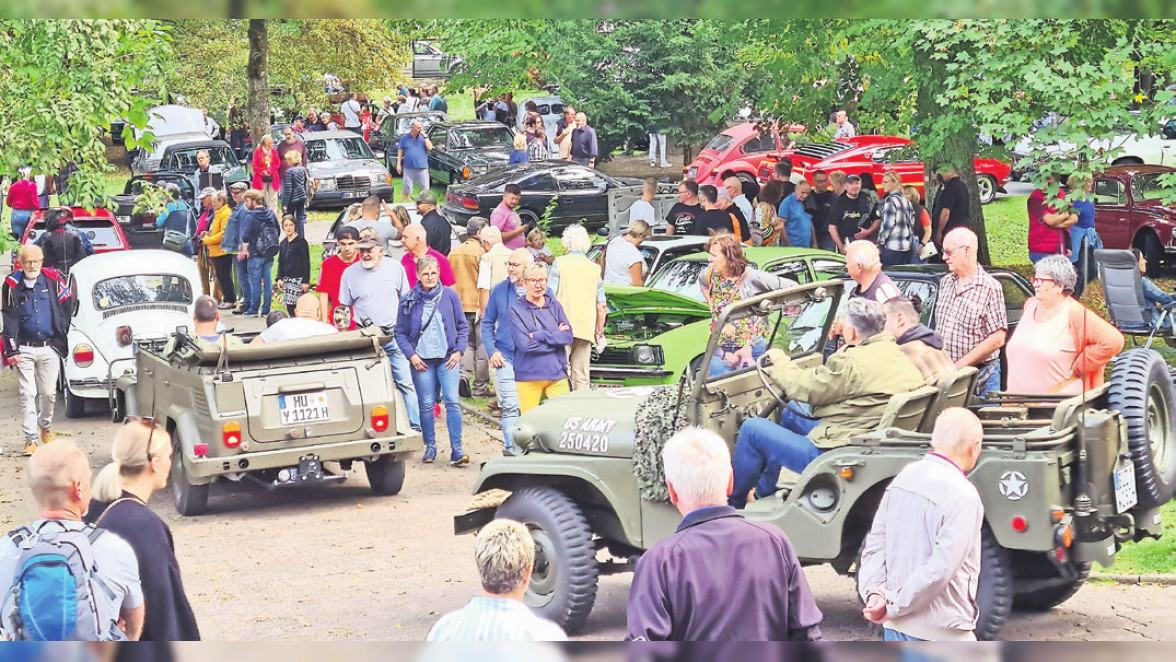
[1094,249,1176,349]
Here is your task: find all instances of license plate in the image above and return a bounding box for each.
[279,390,329,426]
[592,382,623,389]
[343,190,366,199]
[117,215,130,224]
[1114,461,1138,514]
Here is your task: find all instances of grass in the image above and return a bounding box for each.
[1097,501,1176,575]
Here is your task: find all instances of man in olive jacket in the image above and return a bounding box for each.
[730,298,925,507]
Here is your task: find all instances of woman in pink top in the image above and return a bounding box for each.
[251,134,281,209]
[1006,255,1123,394]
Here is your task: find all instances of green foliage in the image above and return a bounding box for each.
[130,180,172,216]
[0,19,172,210]
[537,194,560,236]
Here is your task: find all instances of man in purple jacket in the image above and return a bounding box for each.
[626,427,824,641]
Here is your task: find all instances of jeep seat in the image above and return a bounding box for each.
[918,367,979,433]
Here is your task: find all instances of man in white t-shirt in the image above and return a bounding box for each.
[253,295,338,344]
[603,220,651,287]
[341,92,363,134]
[0,440,144,641]
[628,177,657,226]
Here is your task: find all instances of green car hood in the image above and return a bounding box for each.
[514,386,658,459]
[604,284,709,316]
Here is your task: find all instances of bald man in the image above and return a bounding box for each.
[1,440,145,640]
[400,223,455,288]
[253,294,339,343]
[858,408,985,641]
[935,228,1008,396]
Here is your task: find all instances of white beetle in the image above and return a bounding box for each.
[63,250,201,417]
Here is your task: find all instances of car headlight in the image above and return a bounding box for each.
[633,344,662,365]
[512,423,536,451]
[316,177,336,191]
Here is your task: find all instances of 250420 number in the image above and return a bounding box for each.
[558,431,609,454]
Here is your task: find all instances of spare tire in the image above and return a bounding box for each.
[1107,349,1176,509]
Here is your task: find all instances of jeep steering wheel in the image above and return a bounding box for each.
[756,351,788,407]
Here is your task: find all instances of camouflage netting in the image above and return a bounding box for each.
[632,381,692,503]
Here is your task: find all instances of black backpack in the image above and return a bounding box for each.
[251,208,281,259]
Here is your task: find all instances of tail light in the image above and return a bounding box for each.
[460,196,479,211]
[116,325,133,347]
[73,345,94,367]
[193,443,209,457]
[386,174,394,185]
[222,421,242,448]
[1011,516,1028,533]
[461,166,471,180]
[1055,523,1073,548]
[371,406,389,432]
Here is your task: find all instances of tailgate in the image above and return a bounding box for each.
[242,367,366,442]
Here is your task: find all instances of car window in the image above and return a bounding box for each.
[1093,178,1127,206]
[451,127,514,149]
[648,260,708,302]
[306,137,373,163]
[413,42,433,55]
[515,173,557,190]
[93,274,193,312]
[812,258,848,280]
[766,258,811,284]
[550,103,564,115]
[1130,173,1165,202]
[557,169,608,192]
[396,115,443,137]
[703,133,734,153]
[167,146,241,170]
[895,280,938,326]
[740,133,776,155]
[995,274,1031,326]
[28,220,123,250]
[704,293,837,383]
[429,127,449,146]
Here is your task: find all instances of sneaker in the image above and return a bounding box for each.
[422,446,437,463]
[218,302,235,310]
[503,446,524,457]
[660,162,673,169]
[231,308,250,315]
[22,440,38,456]
[39,428,55,444]
[450,450,470,466]
[459,378,472,398]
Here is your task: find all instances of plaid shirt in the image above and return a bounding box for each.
[934,268,1008,364]
[878,190,915,252]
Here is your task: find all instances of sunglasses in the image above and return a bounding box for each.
[123,416,160,464]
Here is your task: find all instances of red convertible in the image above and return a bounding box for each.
[757,136,1011,204]
[1092,164,1176,276]
[685,122,805,188]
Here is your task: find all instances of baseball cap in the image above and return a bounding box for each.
[337,226,361,242]
[845,174,862,183]
[357,238,377,250]
[198,186,217,198]
[229,181,248,191]
[414,190,437,206]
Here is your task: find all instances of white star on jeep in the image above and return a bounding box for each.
[999,471,1028,500]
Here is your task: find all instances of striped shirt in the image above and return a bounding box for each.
[426,597,568,641]
[878,190,915,253]
[934,268,1008,364]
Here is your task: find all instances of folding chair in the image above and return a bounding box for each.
[1094,249,1176,349]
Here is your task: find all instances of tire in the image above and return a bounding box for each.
[1136,232,1163,278]
[975,525,1014,641]
[170,432,210,516]
[63,387,86,419]
[977,175,998,205]
[517,208,540,230]
[1011,552,1091,612]
[736,171,757,188]
[1107,349,1176,508]
[496,487,599,634]
[365,455,406,496]
[450,169,461,185]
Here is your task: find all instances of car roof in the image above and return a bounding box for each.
[1097,164,1176,179]
[433,121,513,130]
[70,249,201,284]
[33,207,116,221]
[718,122,778,140]
[675,246,842,262]
[304,130,369,140]
[160,138,233,152]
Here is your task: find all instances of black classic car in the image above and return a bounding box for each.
[370,111,449,161]
[108,172,197,249]
[439,162,642,231]
[139,138,250,191]
[425,121,516,185]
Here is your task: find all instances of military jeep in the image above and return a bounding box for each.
[117,327,423,516]
[455,280,1173,639]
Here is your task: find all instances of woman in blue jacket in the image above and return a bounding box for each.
[395,255,469,465]
[508,262,574,413]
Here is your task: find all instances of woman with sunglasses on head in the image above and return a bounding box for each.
[85,419,201,641]
[1005,254,1123,395]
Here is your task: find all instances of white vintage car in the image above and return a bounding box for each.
[63,250,200,417]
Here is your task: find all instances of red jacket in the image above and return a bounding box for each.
[251,147,281,191]
[6,179,38,210]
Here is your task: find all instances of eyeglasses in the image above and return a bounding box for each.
[941,246,968,259]
[1031,276,1055,286]
[123,416,159,464]
[525,278,548,285]
[507,261,525,267]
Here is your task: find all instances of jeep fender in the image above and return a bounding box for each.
[168,409,214,487]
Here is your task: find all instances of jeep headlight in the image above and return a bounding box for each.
[316,177,336,191]
[633,344,661,365]
[512,423,536,451]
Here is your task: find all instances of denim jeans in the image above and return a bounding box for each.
[496,359,520,450]
[879,245,916,267]
[246,256,274,314]
[1029,251,1059,263]
[983,357,1002,396]
[816,236,837,253]
[234,255,252,308]
[285,200,307,237]
[411,357,462,452]
[884,628,926,642]
[731,402,823,508]
[10,209,32,239]
[709,338,767,379]
[384,342,421,432]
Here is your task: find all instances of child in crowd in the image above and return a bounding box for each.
[527,229,554,265]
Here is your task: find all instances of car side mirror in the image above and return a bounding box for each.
[176,325,189,336]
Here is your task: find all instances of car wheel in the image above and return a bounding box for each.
[170,430,210,516]
[365,455,406,496]
[1136,232,1163,278]
[1107,348,1176,508]
[736,172,757,188]
[518,208,541,231]
[1010,550,1091,612]
[450,170,461,185]
[977,174,998,205]
[64,387,86,419]
[496,487,599,634]
[974,525,1014,641]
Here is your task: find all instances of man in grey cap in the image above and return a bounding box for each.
[223,181,252,313]
[416,190,452,255]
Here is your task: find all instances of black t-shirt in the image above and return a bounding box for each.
[666,201,701,235]
[421,210,452,255]
[725,203,751,240]
[805,190,835,243]
[932,177,970,235]
[690,208,742,237]
[827,193,876,244]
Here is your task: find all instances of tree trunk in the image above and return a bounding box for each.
[915,44,991,265]
[247,19,270,149]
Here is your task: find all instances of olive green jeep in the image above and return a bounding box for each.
[455,280,1172,639]
[116,326,423,516]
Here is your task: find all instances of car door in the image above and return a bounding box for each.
[412,42,440,78]
[1092,177,1132,249]
[426,127,449,181]
[1162,121,1176,166]
[515,172,557,220]
[556,168,611,226]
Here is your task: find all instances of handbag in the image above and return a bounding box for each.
[162,229,189,252]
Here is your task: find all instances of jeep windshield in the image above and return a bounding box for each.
[306,137,375,163]
[93,274,193,312]
[451,127,513,149]
[167,146,241,170]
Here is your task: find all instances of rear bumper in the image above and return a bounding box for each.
[184,432,423,481]
[440,204,479,228]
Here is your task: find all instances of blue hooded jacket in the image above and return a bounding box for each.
[507,293,574,382]
[394,283,468,359]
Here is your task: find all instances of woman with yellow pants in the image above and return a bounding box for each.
[507,263,573,413]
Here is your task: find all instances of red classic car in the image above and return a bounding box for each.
[12,207,130,272]
[685,122,805,188]
[757,136,1012,204]
[1093,164,1176,276]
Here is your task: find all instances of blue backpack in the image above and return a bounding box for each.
[4,521,120,641]
[251,207,281,259]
